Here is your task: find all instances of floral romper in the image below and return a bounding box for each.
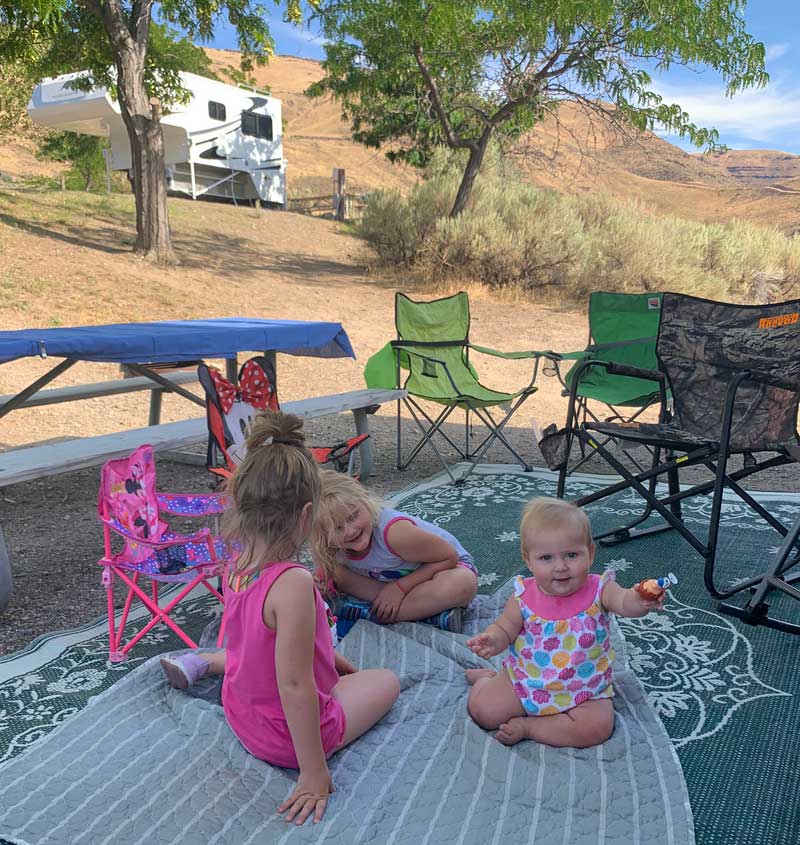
[503,571,616,715]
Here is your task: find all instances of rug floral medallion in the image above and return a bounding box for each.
[2,464,799,844]
[0,592,221,765]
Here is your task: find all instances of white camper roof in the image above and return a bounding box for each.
[27,72,278,137]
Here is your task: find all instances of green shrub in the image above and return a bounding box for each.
[358,146,800,302]
[38,132,110,192]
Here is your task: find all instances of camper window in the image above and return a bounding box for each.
[208,101,227,121]
[241,111,273,141]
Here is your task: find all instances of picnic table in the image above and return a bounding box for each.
[0,318,404,609]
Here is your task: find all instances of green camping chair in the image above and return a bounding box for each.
[550,291,667,493]
[365,292,551,484]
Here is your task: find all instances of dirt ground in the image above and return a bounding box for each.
[1,195,798,657]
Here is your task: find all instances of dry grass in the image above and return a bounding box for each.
[357,149,800,302]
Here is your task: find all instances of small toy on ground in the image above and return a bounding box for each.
[638,572,678,601]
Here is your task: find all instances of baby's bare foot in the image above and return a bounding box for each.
[465,668,495,685]
[496,717,530,746]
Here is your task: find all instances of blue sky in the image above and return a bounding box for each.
[207,2,800,155]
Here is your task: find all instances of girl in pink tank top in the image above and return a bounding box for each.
[466,497,669,750]
[197,411,399,827]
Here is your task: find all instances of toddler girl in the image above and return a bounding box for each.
[466,497,665,749]
[313,469,478,633]
[173,410,399,826]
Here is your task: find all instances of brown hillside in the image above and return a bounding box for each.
[696,149,800,185]
[205,51,799,234]
[5,51,797,233]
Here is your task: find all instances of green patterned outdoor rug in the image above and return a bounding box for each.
[1,464,799,845]
[0,585,222,765]
[391,465,800,845]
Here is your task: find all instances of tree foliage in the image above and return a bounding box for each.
[310,0,768,217]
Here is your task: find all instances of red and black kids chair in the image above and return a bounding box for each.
[198,355,368,482]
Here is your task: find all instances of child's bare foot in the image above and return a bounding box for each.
[465,668,496,685]
[496,717,530,746]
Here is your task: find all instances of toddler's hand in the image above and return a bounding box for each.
[371,581,405,623]
[467,631,498,660]
[278,767,334,825]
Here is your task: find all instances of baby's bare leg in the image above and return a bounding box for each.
[467,667,526,730]
[497,698,614,749]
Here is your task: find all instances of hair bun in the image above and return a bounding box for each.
[245,409,307,452]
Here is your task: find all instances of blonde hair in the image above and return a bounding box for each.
[221,410,320,574]
[519,497,593,558]
[311,469,381,583]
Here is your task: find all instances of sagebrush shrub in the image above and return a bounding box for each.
[358,147,800,302]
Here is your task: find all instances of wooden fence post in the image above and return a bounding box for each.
[332,168,346,221]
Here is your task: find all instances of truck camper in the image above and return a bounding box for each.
[27,71,287,206]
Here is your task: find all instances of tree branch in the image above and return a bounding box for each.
[82,0,134,56]
[130,0,154,50]
[413,43,475,151]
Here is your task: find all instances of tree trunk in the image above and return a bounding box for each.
[449,134,491,218]
[115,54,177,265]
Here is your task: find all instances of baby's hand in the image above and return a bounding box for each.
[630,583,665,614]
[467,631,500,660]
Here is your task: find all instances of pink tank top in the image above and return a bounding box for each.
[222,561,345,768]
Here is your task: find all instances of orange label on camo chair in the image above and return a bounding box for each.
[759,313,799,329]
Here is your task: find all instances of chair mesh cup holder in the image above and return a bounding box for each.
[538,423,570,471]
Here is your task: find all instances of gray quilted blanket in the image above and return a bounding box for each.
[0,582,693,844]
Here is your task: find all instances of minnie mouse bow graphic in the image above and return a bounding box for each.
[208,359,279,413]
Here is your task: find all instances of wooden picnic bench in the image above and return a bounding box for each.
[0,387,405,488]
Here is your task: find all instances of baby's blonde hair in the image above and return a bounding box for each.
[311,469,381,582]
[519,497,593,558]
[221,410,320,575]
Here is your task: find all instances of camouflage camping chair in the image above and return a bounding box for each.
[562,292,800,630]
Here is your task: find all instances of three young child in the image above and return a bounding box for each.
[160,409,669,826]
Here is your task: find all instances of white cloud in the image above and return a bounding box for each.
[765,43,790,63]
[649,78,800,145]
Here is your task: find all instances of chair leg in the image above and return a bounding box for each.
[102,567,121,662]
[401,401,462,483]
[404,400,467,462]
[576,437,711,556]
[718,517,800,634]
[467,395,534,467]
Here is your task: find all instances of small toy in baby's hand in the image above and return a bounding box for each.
[637,572,677,601]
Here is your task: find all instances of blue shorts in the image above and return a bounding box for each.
[367,558,477,581]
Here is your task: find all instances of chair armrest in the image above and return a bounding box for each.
[157,492,229,516]
[561,357,669,436]
[468,344,564,389]
[468,343,561,361]
[388,345,461,395]
[603,362,665,382]
[101,519,213,549]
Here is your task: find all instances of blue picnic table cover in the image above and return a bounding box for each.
[0,318,355,364]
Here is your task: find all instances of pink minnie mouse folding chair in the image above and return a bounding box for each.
[97,444,233,662]
[199,355,368,481]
